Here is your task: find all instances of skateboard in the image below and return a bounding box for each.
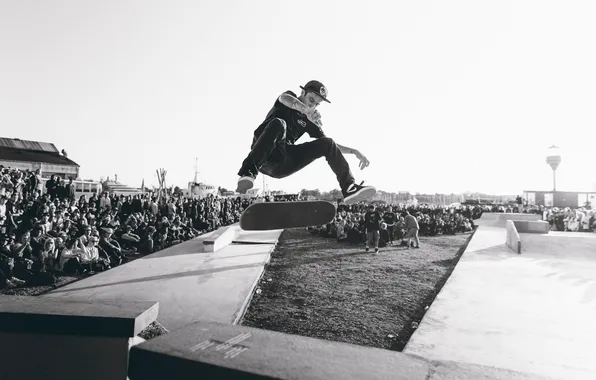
[240,200,337,231]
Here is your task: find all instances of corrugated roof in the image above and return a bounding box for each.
[0,137,59,153]
[0,147,79,166]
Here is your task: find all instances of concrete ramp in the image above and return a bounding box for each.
[476,212,542,228]
[520,231,596,259]
[43,228,283,332]
[405,226,596,380]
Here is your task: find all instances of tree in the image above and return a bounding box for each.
[300,189,321,198]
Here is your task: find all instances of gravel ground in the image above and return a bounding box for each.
[241,228,474,351]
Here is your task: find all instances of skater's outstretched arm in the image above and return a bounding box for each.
[337,144,371,170]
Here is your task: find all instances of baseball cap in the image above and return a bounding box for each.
[300,80,331,103]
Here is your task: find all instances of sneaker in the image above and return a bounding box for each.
[236,171,257,194]
[342,181,376,204]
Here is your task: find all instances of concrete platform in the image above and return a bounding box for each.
[405,225,596,380]
[0,297,158,380]
[129,320,553,380]
[43,227,283,332]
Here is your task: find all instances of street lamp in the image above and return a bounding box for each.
[546,145,562,192]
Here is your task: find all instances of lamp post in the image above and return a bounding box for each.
[546,145,562,207]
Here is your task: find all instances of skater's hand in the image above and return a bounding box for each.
[355,151,370,170]
[306,108,322,126]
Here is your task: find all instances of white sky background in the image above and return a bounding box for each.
[1,0,595,195]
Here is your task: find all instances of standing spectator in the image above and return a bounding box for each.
[516,195,524,213]
[65,178,76,201]
[45,175,57,199]
[99,193,111,212]
[364,204,382,253]
[404,210,420,249]
[382,206,397,245]
[131,195,143,214]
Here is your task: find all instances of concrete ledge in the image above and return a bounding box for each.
[203,224,240,252]
[495,213,541,222]
[0,296,159,337]
[506,220,521,254]
[129,321,553,380]
[0,297,159,380]
[129,320,430,380]
[513,220,550,234]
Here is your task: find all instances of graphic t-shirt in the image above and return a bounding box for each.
[364,211,382,231]
[383,212,396,225]
[252,90,325,147]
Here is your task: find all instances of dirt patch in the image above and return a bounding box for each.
[1,275,82,296]
[138,320,169,340]
[241,228,474,351]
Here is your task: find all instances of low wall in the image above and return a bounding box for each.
[495,213,542,222]
[202,224,240,252]
[506,220,522,254]
[513,220,550,234]
[0,296,158,380]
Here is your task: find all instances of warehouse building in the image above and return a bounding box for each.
[0,137,80,179]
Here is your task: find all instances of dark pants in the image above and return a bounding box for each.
[239,118,355,191]
[366,229,380,248]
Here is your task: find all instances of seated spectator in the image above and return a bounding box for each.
[73,235,108,274]
[1,164,258,291]
[138,226,156,255]
[98,227,124,266]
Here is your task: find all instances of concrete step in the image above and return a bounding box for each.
[202,224,241,252]
[0,296,158,380]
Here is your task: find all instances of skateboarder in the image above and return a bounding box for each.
[236,80,376,204]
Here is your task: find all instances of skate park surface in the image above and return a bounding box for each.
[405,213,596,380]
[44,224,283,330]
[38,214,593,379]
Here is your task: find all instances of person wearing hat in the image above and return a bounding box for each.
[236,80,376,204]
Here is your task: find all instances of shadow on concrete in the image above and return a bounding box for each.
[50,262,264,294]
[203,251,272,261]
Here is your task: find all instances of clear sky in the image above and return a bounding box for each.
[1,0,595,195]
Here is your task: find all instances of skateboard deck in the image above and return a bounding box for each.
[240,201,337,231]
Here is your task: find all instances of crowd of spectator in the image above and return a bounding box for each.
[477,201,596,232]
[0,165,254,290]
[309,202,478,248]
[4,163,595,290]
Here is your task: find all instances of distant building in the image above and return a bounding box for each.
[0,137,79,179]
[102,176,146,196]
[188,182,218,199]
[523,190,596,208]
